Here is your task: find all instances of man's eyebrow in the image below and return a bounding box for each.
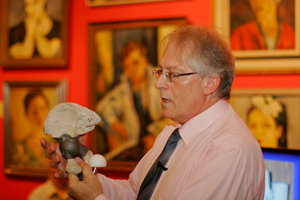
[158,65,178,71]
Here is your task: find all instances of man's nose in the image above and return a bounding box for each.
[155,75,168,90]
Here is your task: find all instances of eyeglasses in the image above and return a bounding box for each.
[152,70,201,83]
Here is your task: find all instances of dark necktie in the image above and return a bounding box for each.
[137,128,181,200]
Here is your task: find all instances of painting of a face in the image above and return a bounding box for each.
[249,0,278,17]
[247,108,282,148]
[121,48,148,85]
[26,94,49,128]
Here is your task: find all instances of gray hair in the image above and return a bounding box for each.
[161,25,235,100]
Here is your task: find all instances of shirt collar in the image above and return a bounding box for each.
[179,100,229,145]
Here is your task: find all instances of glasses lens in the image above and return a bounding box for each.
[168,74,174,82]
[152,70,174,82]
[152,70,158,79]
[162,73,173,82]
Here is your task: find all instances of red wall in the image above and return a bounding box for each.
[1,0,300,199]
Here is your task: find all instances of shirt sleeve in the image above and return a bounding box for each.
[95,174,135,200]
[93,131,167,200]
[95,154,147,200]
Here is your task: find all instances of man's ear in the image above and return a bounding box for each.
[203,75,221,95]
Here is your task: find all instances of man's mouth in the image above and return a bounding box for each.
[162,97,171,103]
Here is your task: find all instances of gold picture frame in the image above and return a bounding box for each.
[3,80,68,177]
[229,88,300,152]
[213,0,300,74]
[88,18,186,172]
[87,0,177,6]
[0,0,70,69]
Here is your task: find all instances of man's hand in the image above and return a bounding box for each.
[40,138,68,179]
[67,161,103,200]
[41,135,87,179]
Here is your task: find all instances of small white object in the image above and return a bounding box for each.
[89,154,107,167]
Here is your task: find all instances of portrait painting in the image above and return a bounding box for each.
[4,81,67,177]
[88,18,186,172]
[230,0,296,56]
[228,89,300,151]
[213,0,300,74]
[0,0,70,69]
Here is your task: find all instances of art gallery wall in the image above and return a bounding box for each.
[0,0,300,199]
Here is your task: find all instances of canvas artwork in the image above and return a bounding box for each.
[4,81,67,177]
[0,0,69,68]
[230,0,296,57]
[214,0,300,74]
[229,89,300,151]
[88,18,186,171]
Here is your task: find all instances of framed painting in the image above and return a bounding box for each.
[0,0,70,69]
[3,80,68,177]
[87,0,177,6]
[228,89,300,152]
[88,18,186,172]
[213,0,300,74]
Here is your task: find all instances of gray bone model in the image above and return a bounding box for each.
[43,102,101,178]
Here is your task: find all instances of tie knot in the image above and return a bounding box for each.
[169,128,181,142]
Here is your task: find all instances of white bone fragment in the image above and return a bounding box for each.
[66,158,82,174]
[83,150,93,164]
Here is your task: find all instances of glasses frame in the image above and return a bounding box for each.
[152,70,201,82]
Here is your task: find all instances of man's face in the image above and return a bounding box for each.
[122,48,148,86]
[155,43,207,124]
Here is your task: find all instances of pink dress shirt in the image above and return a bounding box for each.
[96,100,265,200]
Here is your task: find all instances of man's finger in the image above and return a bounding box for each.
[49,155,61,168]
[40,138,48,149]
[81,161,93,175]
[68,172,81,182]
[41,139,57,159]
[54,170,67,179]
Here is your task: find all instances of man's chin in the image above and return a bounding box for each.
[161,110,173,120]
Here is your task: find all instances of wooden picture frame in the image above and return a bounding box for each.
[3,80,68,177]
[213,0,300,74]
[86,0,176,6]
[228,89,300,152]
[0,0,70,69]
[88,18,186,172]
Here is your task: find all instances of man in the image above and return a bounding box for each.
[41,25,265,199]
